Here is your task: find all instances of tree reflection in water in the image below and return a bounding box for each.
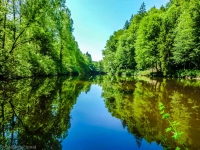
[1,75,200,150]
[101,76,200,150]
[0,76,92,150]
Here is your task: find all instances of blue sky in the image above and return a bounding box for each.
[67,0,169,61]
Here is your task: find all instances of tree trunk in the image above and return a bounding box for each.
[60,45,63,73]
[155,61,158,72]
[2,1,8,49]
[10,113,15,147]
[1,103,5,139]
[19,0,22,23]
[12,0,16,41]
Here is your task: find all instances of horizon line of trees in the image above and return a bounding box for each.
[102,0,200,76]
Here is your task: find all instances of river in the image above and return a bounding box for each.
[0,76,199,150]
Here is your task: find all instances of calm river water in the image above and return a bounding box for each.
[0,76,199,150]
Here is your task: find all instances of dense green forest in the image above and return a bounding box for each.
[0,0,95,78]
[2,0,200,79]
[102,0,200,77]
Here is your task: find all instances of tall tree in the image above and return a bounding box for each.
[102,30,124,73]
[138,2,146,16]
[0,0,90,78]
[123,20,130,30]
[172,0,200,70]
[135,8,162,71]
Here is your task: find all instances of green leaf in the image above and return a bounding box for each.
[172,121,180,126]
[159,102,165,111]
[162,113,170,119]
[172,132,180,140]
[160,110,165,114]
[159,102,164,107]
[165,127,172,132]
[175,147,180,150]
[178,132,184,136]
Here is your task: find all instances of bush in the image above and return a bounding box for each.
[174,69,200,78]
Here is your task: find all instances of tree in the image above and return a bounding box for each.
[123,20,130,29]
[172,11,195,69]
[138,2,146,16]
[129,14,134,23]
[158,3,181,75]
[135,8,162,71]
[0,0,90,78]
[83,52,94,71]
[102,30,124,73]
[114,32,136,71]
[102,0,200,76]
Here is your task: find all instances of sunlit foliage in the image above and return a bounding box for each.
[0,0,90,78]
[102,0,200,77]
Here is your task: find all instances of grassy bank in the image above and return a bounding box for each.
[136,69,200,79]
[106,69,200,80]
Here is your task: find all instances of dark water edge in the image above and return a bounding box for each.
[0,75,200,150]
[0,70,106,81]
[0,72,79,80]
[106,69,200,80]
[1,68,199,81]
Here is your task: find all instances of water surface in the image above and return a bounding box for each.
[0,76,199,150]
[62,84,162,150]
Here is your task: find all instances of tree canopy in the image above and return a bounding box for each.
[102,1,200,76]
[0,0,91,78]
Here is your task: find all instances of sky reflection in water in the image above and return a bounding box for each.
[62,85,163,150]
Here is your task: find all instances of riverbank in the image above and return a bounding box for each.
[0,72,79,80]
[136,69,200,79]
[107,69,200,80]
[0,71,107,81]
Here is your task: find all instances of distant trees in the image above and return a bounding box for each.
[123,20,130,30]
[137,2,146,16]
[83,52,93,71]
[102,1,200,76]
[92,60,103,73]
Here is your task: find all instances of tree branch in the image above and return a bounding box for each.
[9,23,31,54]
